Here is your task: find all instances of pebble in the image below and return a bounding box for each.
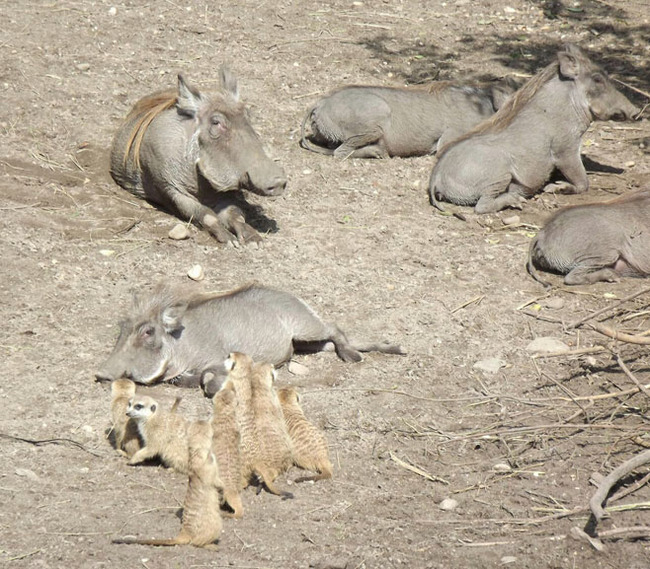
[473,357,506,374]
[287,360,310,376]
[501,556,517,565]
[544,297,565,310]
[526,336,569,354]
[16,468,40,482]
[439,498,458,511]
[99,249,115,257]
[502,214,520,226]
[168,223,190,240]
[187,264,204,281]
[493,463,511,473]
[76,63,90,72]
[625,161,635,168]
[108,6,117,15]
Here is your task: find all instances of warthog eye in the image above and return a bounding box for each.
[592,73,604,85]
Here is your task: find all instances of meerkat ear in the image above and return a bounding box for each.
[224,356,235,371]
[151,403,157,413]
[270,366,277,383]
[295,391,301,403]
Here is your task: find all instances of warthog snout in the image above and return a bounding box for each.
[242,168,287,197]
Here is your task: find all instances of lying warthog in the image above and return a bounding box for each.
[300,79,516,158]
[429,44,639,213]
[95,283,405,396]
[527,189,650,286]
[110,67,287,244]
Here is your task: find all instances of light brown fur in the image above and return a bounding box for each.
[211,379,244,517]
[114,420,223,549]
[225,352,293,498]
[278,387,333,482]
[109,379,141,458]
[126,394,191,473]
[120,89,176,169]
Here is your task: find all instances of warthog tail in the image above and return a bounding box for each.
[526,235,552,288]
[428,184,447,212]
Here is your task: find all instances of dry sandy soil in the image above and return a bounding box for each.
[1,0,650,567]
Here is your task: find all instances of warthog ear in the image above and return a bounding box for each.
[220,66,239,102]
[161,303,187,334]
[557,49,580,79]
[177,73,202,117]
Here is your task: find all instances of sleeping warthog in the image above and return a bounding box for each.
[110,68,287,245]
[527,190,650,286]
[300,80,516,158]
[429,44,639,213]
[95,284,405,396]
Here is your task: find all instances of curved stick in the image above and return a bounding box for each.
[589,448,650,522]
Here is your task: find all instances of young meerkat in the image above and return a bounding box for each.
[277,386,333,482]
[110,379,141,458]
[114,420,223,550]
[210,379,244,518]
[126,394,191,473]
[224,352,293,498]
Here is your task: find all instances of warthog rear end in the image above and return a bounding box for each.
[429,44,639,213]
[300,79,515,158]
[110,67,287,245]
[527,189,650,286]
[95,283,405,396]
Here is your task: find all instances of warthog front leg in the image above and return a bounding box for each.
[216,205,263,245]
[554,149,589,194]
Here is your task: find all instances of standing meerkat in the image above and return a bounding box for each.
[278,386,333,482]
[210,378,244,518]
[110,379,141,458]
[126,394,191,473]
[224,352,293,498]
[113,420,223,550]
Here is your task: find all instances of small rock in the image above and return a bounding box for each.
[81,425,93,434]
[439,498,458,511]
[493,463,511,473]
[76,63,90,72]
[108,6,117,15]
[625,161,635,168]
[502,214,520,226]
[16,468,40,482]
[168,223,190,240]
[526,337,569,354]
[473,357,506,374]
[99,249,115,257]
[501,556,517,565]
[287,360,310,376]
[544,297,565,310]
[187,265,204,281]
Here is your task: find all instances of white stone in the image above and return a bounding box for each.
[439,498,458,511]
[544,297,565,310]
[187,265,204,281]
[526,337,569,354]
[493,463,511,473]
[168,223,190,240]
[473,357,506,374]
[287,360,310,376]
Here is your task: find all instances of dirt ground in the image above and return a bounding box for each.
[1,0,650,567]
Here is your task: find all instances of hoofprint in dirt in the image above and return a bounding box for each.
[0,0,649,568]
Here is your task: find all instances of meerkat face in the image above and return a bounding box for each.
[126,395,158,421]
[111,378,136,398]
[278,386,299,406]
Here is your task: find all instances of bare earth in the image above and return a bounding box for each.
[1,1,650,568]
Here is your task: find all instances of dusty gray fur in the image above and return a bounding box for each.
[527,189,650,286]
[428,44,639,213]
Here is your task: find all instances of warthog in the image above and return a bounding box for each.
[95,283,405,396]
[429,44,639,213]
[110,67,287,245]
[300,79,516,158]
[527,189,650,286]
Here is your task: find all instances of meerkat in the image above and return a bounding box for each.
[224,352,293,498]
[210,378,244,518]
[277,386,333,482]
[113,420,223,550]
[110,379,141,458]
[126,394,191,473]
